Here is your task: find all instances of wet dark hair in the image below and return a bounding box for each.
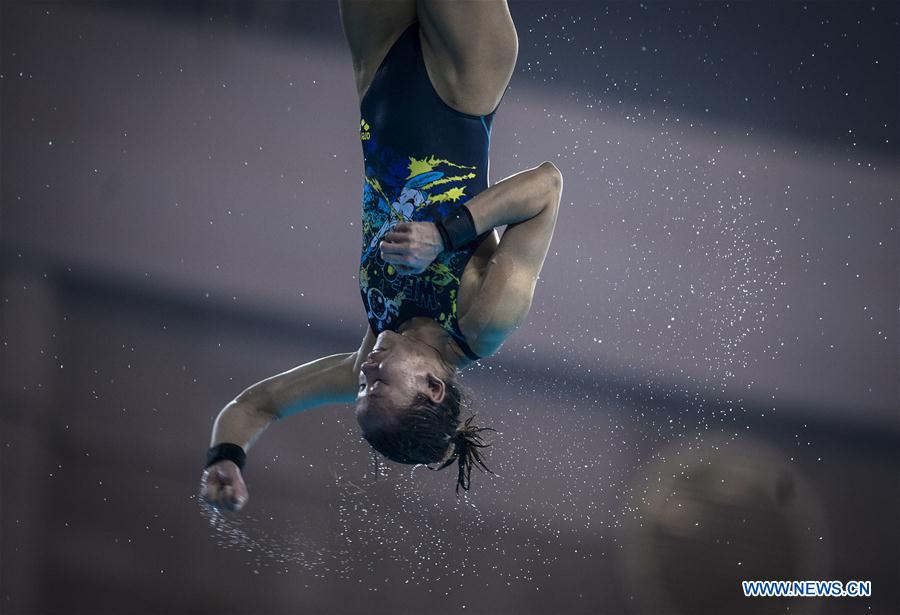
[360,376,497,494]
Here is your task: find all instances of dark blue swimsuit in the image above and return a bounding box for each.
[358,22,501,361]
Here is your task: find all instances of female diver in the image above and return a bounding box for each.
[201,0,562,511]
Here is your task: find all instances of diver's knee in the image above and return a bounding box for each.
[537,161,563,192]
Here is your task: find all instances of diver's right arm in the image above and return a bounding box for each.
[200,327,377,512]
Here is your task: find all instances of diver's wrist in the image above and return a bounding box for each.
[435,206,477,252]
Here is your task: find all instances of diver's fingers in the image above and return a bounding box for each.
[381,247,422,269]
[383,231,411,245]
[201,462,248,512]
[203,467,228,496]
[391,222,413,233]
[380,251,406,266]
[379,239,407,254]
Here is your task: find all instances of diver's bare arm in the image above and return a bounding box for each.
[379,162,561,274]
[202,353,355,513]
[458,163,562,356]
[463,162,562,239]
[209,354,352,450]
[209,327,377,451]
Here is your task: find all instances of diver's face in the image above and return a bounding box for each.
[355,331,444,430]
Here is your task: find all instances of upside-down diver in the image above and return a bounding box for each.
[201,0,562,510]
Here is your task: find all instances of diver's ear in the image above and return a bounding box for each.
[424,373,446,404]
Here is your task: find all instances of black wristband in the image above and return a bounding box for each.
[205,442,246,471]
[435,205,477,252]
[434,220,452,253]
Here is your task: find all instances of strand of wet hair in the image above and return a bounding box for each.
[434,413,497,495]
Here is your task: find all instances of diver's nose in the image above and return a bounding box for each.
[360,360,378,378]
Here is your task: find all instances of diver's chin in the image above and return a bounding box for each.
[373,330,396,351]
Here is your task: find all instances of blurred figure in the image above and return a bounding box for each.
[619,434,830,615]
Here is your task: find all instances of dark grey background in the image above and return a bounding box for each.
[1,2,897,614]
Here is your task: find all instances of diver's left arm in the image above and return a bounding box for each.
[201,329,376,512]
[211,354,356,446]
[209,327,377,448]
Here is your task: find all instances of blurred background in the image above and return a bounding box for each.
[1,1,897,614]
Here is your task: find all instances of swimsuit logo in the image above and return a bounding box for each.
[359,118,371,141]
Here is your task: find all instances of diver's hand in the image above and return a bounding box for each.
[379,222,444,275]
[200,460,249,513]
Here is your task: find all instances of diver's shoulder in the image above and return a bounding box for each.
[457,250,536,362]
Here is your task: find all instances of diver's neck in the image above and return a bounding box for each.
[396,317,467,368]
